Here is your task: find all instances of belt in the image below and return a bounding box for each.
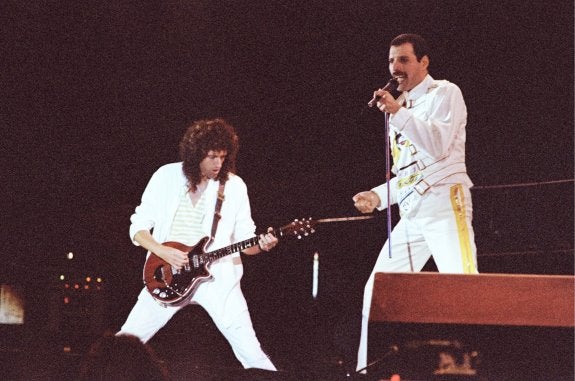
[403,161,467,195]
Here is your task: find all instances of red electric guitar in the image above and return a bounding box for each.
[143,218,316,306]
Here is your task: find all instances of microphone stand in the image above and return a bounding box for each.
[384,111,393,258]
[353,345,399,376]
[369,78,399,259]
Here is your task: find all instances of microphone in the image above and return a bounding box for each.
[367,77,399,108]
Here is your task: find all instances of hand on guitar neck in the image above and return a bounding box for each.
[244,227,278,255]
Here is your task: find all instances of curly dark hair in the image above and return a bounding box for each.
[179,118,239,191]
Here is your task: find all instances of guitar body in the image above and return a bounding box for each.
[143,237,214,307]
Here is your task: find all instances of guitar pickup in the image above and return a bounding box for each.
[191,255,200,268]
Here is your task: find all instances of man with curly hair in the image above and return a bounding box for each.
[118,118,277,371]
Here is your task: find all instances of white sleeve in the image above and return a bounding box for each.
[129,169,165,246]
[230,179,257,242]
[390,83,467,161]
[371,177,399,211]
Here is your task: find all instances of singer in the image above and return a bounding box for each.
[352,34,479,374]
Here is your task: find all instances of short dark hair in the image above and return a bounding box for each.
[179,118,239,191]
[390,33,430,62]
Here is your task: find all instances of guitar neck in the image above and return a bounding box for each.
[203,216,365,262]
[208,236,257,260]
[206,227,282,261]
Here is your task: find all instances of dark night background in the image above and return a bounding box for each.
[1,1,573,380]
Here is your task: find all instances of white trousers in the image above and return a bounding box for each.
[356,184,478,373]
[118,288,276,371]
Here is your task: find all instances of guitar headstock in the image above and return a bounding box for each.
[279,218,316,239]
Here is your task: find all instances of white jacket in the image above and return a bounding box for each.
[129,162,257,324]
[372,74,473,211]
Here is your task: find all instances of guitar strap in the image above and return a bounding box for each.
[210,182,226,241]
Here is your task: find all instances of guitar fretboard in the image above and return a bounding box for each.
[201,228,282,262]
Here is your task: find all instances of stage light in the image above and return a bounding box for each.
[59,275,65,281]
[85,277,91,282]
[67,252,74,260]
